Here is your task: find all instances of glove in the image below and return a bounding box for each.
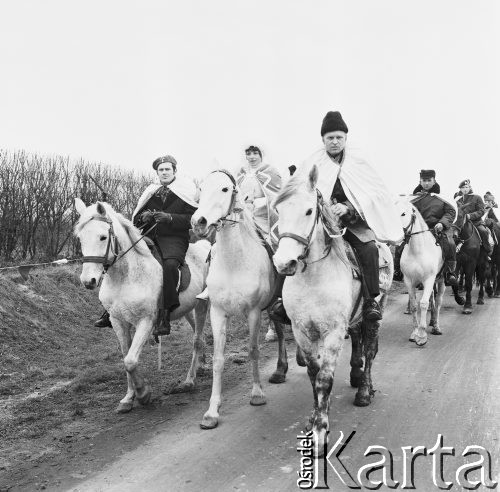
[153,211,173,223]
[141,210,155,225]
[331,203,349,217]
[434,223,444,233]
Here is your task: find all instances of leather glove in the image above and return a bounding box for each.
[434,223,444,233]
[153,211,173,223]
[141,210,155,225]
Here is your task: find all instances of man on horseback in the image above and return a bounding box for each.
[94,155,198,336]
[455,179,493,258]
[271,111,403,323]
[394,169,458,286]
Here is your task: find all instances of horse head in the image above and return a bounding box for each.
[273,165,321,275]
[191,170,242,237]
[394,196,415,231]
[74,198,122,289]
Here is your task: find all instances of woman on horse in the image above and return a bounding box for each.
[271,111,403,323]
[394,169,458,286]
[94,155,198,337]
[455,179,493,258]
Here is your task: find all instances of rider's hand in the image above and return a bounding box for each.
[434,223,444,233]
[153,211,173,223]
[331,203,349,217]
[141,210,155,225]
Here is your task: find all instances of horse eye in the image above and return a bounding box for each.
[306,208,313,216]
[401,212,406,216]
[99,235,107,241]
[222,187,229,192]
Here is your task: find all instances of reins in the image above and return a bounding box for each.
[403,210,432,244]
[210,170,243,231]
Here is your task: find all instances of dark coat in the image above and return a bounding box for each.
[331,178,376,243]
[411,192,456,229]
[456,193,486,225]
[133,189,196,261]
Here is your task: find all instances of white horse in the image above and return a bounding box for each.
[273,166,393,453]
[191,170,288,429]
[396,197,445,346]
[74,198,209,413]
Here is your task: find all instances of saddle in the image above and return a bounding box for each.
[344,240,392,291]
[144,237,191,293]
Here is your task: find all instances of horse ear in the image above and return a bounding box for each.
[308,165,318,191]
[96,201,106,216]
[74,197,87,216]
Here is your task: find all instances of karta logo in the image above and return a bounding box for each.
[296,430,498,490]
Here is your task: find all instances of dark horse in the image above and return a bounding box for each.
[485,221,500,298]
[452,213,489,314]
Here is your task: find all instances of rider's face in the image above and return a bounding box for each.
[245,151,262,167]
[157,163,176,185]
[460,184,471,195]
[420,178,436,191]
[322,131,347,157]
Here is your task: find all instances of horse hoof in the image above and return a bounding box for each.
[409,335,416,342]
[455,297,466,306]
[462,308,472,315]
[200,415,219,429]
[115,401,133,414]
[404,309,411,315]
[477,298,484,305]
[431,327,442,335]
[268,372,286,384]
[137,387,152,405]
[415,336,428,346]
[170,382,195,394]
[354,393,371,407]
[250,394,267,406]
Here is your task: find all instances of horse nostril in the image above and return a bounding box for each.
[197,216,207,226]
[289,260,297,270]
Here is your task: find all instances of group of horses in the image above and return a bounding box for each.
[74,167,499,453]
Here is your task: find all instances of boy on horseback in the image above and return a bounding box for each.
[271,111,403,323]
[394,170,458,286]
[455,180,494,258]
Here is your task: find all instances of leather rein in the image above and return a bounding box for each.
[277,190,345,272]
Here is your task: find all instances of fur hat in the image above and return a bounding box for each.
[484,191,495,201]
[419,169,436,179]
[458,179,470,188]
[321,111,348,136]
[152,155,177,171]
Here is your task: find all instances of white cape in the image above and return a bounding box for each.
[298,147,403,243]
[132,174,199,221]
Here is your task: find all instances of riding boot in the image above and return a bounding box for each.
[268,274,291,325]
[444,260,458,287]
[362,298,382,321]
[153,308,171,338]
[94,310,112,328]
[393,243,404,281]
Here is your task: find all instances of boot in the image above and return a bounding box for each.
[393,243,404,281]
[362,298,382,321]
[269,298,291,325]
[153,309,171,337]
[94,310,112,328]
[444,260,458,287]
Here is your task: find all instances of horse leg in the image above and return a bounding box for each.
[355,320,379,406]
[407,285,419,342]
[173,302,208,393]
[201,306,228,429]
[112,319,135,413]
[122,317,154,406]
[463,262,475,314]
[431,280,445,335]
[414,278,434,346]
[477,256,487,305]
[349,321,364,388]
[268,320,289,384]
[248,308,266,406]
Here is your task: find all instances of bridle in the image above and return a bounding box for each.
[81,215,156,287]
[277,189,345,272]
[402,208,432,245]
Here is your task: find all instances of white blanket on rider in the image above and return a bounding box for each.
[298,147,403,244]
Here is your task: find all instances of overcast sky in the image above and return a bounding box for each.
[1,0,499,199]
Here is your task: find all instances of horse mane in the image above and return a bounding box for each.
[274,173,305,208]
[75,203,150,257]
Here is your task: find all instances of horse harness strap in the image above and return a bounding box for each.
[210,170,242,229]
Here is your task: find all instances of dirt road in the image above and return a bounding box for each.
[10,289,500,491]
